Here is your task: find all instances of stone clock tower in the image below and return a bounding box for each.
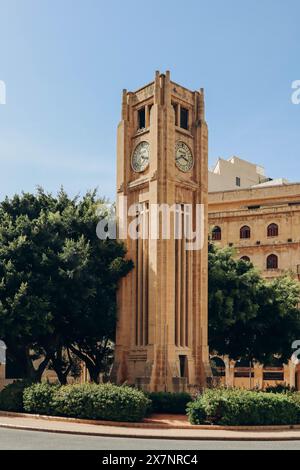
[111,71,211,392]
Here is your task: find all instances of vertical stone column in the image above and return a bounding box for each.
[284,361,295,387]
[224,357,235,387]
[253,363,263,389]
[288,360,296,388]
[295,364,300,391]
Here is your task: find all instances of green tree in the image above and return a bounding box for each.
[208,243,300,365]
[0,188,132,383]
[249,275,300,364]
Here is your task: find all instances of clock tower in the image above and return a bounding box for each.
[111,71,211,392]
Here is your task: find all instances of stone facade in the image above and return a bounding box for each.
[211,356,296,390]
[208,183,300,281]
[208,183,300,389]
[111,71,211,392]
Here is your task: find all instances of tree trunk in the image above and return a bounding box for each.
[49,347,73,385]
[25,347,50,382]
[54,369,68,385]
[69,345,101,383]
[87,364,101,384]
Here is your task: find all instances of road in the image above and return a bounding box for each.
[0,427,300,450]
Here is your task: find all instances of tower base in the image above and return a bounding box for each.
[111,345,212,393]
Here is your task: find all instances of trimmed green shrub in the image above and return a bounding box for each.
[147,392,192,414]
[23,382,151,422]
[0,380,31,412]
[187,388,300,426]
[23,383,59,415]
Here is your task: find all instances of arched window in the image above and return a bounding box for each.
[240,256,250,263]
[210,357,225,377]
[240,225,251,239]
[267,254,278,270]
[212,226,222,241]
[267,223,279,237]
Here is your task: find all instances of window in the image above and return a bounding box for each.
[240,256,250,262]
[267,254,278,270]
[263,371,284,381]
[210,357,225,377]
[234,371,254,378]
[236,176,241,187]
[267,223,279,237]
[212,226,221,241]
[180,107,189,130]
[179,355,187,378]
[137,107,146,130]
[240,225,251,239]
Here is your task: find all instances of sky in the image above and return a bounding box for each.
[0,0,299,201]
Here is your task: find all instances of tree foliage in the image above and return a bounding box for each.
[0,188,132,383]
[208,243,300,364]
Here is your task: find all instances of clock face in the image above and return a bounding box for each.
[175,141,193,172]
[131,141,150,173]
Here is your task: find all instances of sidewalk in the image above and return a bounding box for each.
[1,412,300,440]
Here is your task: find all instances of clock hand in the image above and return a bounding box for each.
[177,154,188,162]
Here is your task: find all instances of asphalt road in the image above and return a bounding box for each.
[0,427,300,450]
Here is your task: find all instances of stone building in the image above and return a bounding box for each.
[209,156,268,192]
[210,356,296,390]
[111,71,211,392]
[208,158,300,388]
[209,155,289,193]
[208,175,300,281]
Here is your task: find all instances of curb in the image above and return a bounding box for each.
[1,411,300,432]
[1,421,300,441]
[2,412,300,440]
[0,423,300,441]
[0,411,170,429]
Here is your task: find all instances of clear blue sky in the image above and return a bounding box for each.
[0,0,299,201]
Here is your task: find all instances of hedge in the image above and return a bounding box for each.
[23,383,151,422]
[0,380,31,412]
[147,392,192,414]
[265,384,296,394]
[186,388,300,426]
[6,381,300,426]
[23,383,59,415]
